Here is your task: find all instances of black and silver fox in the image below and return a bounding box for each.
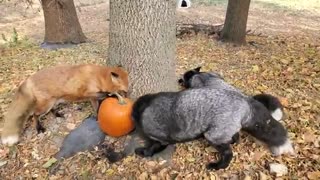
[178,67,284,121]
[131,67,295,170]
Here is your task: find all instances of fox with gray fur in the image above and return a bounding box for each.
[131,67,295,170]
[178,67,284,121]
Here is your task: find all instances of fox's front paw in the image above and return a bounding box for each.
[1,134,19,146]
[135,147,153,157]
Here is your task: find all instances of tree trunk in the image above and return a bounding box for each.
[108,0,177,99]
[221,0,251,45]
[41,0,86,44]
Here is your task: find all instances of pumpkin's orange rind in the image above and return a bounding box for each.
[97,97,135,137]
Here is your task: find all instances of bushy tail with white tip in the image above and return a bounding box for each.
[1,80,36,146]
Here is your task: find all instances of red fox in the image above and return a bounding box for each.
[1,64,129,146]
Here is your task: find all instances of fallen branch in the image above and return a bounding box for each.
[176,23,224,37]
[246,29,266,37]
[176,23,267,39]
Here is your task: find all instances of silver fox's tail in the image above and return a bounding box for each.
[252,93,283,121]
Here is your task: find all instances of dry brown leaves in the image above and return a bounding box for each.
[0,33,319,179]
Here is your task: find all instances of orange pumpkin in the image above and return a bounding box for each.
[97,94,135,137]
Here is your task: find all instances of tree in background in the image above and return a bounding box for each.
[221,0,251,45]
[108,0,177,99]
[41,0,86,46]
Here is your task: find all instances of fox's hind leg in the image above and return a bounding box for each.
[135,139,168,157]
[50,107,64,118]
[34,99,57,133]
[34,115,46,133]
[90,98,100,115]
[204,130,237,170]
[206,143,233,170]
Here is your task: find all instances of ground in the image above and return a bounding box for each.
[0,0,320,179]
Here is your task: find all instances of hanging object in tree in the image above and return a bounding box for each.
[177,0,191,8]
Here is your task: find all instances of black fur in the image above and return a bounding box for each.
[36,107,65,133]
[178,67,201,88]
[131,91,236,170]
[51,107,64,118]
[242,99,287,147]
[206,143,233,170]
[231,132,240,144]
[36,119,46,134]
[252,94,283,112]
[135,140,168,157]
[181,0,187,7]
[104,147,125,163]
[131,92,174,124]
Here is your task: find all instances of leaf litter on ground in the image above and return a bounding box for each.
[0,30,319,180]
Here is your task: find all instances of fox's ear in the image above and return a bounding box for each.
[117,64,123,68]
[194,66,201,72]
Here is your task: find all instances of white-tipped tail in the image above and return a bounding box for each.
[271,108,283,121]
[1,134,19,146]
[270,139,295,156]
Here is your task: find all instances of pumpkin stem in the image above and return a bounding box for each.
[112,92,126,105]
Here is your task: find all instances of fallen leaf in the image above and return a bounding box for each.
[0,148,9,158]
[0,161,7,167]
[210,173,217,180]
[259,171,268,180]
[31,149,41,160]
[138,172,148,180]
[243,174,252,180]
[269,163,288,177]
[280,59,289,64]
[150,175,158,180]
[66,123,76,130]
[186,157,196,162]
[106,169,114,176]
[252,151,266,161]
[146,161,157,168]
[252,65,260,72]
[307,171,320,180]
[285,88,294,94]
[279,97,289,107]
[303,132,317,143]
[42,158,57,168]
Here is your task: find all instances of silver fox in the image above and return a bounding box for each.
[131,67,295,170]
[178,67,284,121]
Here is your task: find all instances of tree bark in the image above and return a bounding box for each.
[221,0,251,45]
[108,0,177,99]
[41,0,86,44]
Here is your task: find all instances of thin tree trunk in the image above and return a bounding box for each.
[108,0,177,99]
[221,0,251,45]
[41,0,86,44]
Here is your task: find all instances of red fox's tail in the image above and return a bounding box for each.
[1,79,36,146]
